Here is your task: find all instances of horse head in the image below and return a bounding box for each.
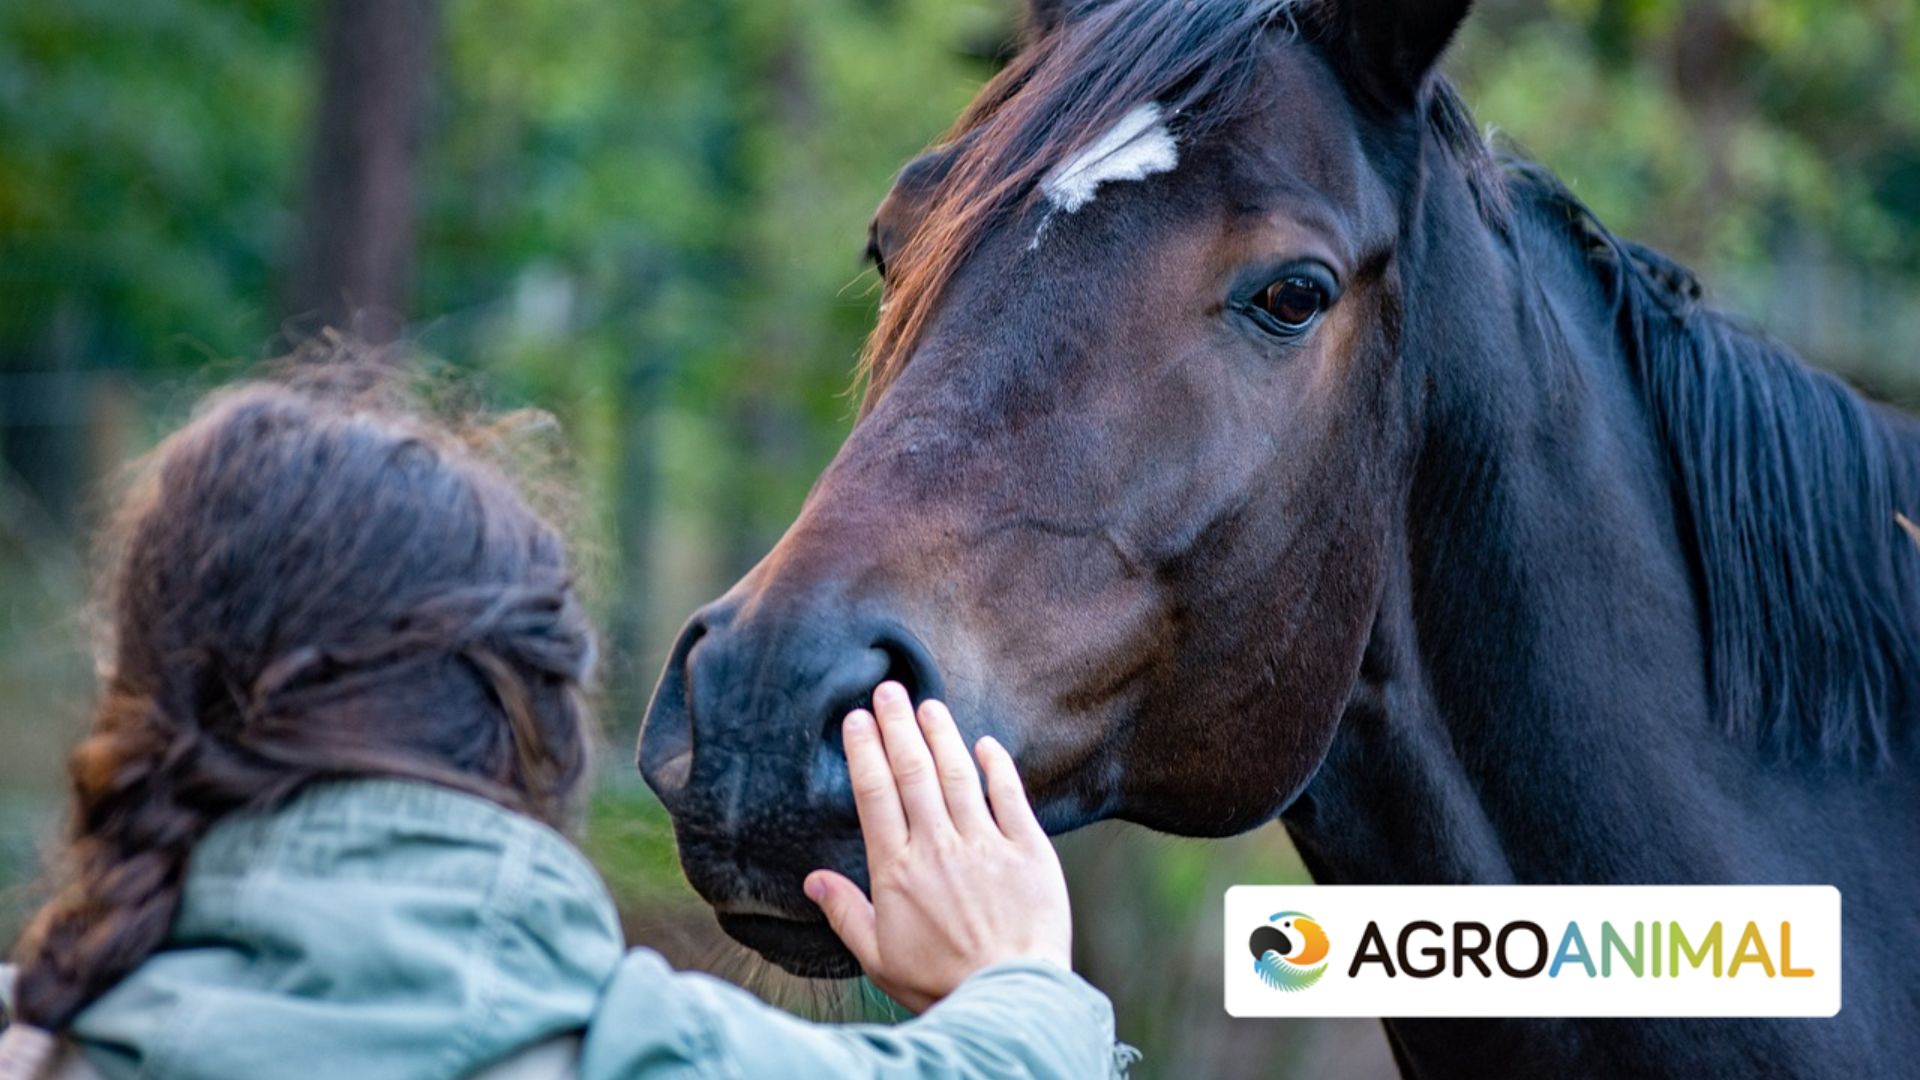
[640,0,1474,976]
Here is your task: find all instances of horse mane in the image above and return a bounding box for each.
[1506,161,1920,764]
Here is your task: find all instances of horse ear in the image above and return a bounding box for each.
[1317,0,1474,112]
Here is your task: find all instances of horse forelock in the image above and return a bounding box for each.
[855,0,1514,411]
[857,0,1308,407]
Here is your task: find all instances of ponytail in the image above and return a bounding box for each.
[8,689,241,1033]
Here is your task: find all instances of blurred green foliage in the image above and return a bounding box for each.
[1463,0,1920,270]
[2,1,1918,1075]
[0,0,310,359]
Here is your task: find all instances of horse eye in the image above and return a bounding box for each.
[1257,276,1327,330]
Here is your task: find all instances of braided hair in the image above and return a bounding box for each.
[2,370,597,1054]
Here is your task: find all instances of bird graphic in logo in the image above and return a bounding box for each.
[1249,911,1329,991]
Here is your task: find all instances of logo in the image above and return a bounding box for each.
[1248,910,1329,991]
[1225,886,1842,1018]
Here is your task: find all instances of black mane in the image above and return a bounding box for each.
[1507,162,1920,762]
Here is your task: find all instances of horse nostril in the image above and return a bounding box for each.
[642,600,948,831]
[875,626,946,707]
[816,625,949,752]
[638,611,712,800]
[812,626,947,826]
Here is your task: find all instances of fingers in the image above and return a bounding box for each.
[805,870,878,967]
[976,736,1048,845]
[917,699,994,836]
[871,682,951,839]
[844,708,907,855]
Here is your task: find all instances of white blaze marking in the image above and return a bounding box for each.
[1041,102,1179,214]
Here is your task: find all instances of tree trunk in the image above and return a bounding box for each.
[285,0,440,344]
[611,304,667,730]
[1667,0,1746,263]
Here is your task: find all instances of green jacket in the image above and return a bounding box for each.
[25,779,1126,1080]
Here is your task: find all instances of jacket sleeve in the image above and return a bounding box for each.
[579,949,1130,1080]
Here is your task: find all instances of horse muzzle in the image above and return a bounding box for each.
[638,591,946,976]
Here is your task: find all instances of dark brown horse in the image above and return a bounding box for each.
[640,1,1920,1075]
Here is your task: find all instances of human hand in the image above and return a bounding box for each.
[803,681,1073,1012]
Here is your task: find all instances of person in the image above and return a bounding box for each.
[0,367,1127,1079]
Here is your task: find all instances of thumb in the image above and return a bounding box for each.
[805,870,879,967]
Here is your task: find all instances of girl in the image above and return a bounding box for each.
[0,368,1123,1079]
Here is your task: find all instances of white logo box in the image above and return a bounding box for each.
[1224,885,1841,1018]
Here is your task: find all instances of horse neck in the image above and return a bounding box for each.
[1275,140,1920,1080]
[1284,171,1791,889]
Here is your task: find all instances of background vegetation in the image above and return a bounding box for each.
[2,1,1916,1075]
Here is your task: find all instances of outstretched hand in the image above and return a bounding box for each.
[803,681,1073,1013]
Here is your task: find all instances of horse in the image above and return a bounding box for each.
[637,0,1920,1074]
